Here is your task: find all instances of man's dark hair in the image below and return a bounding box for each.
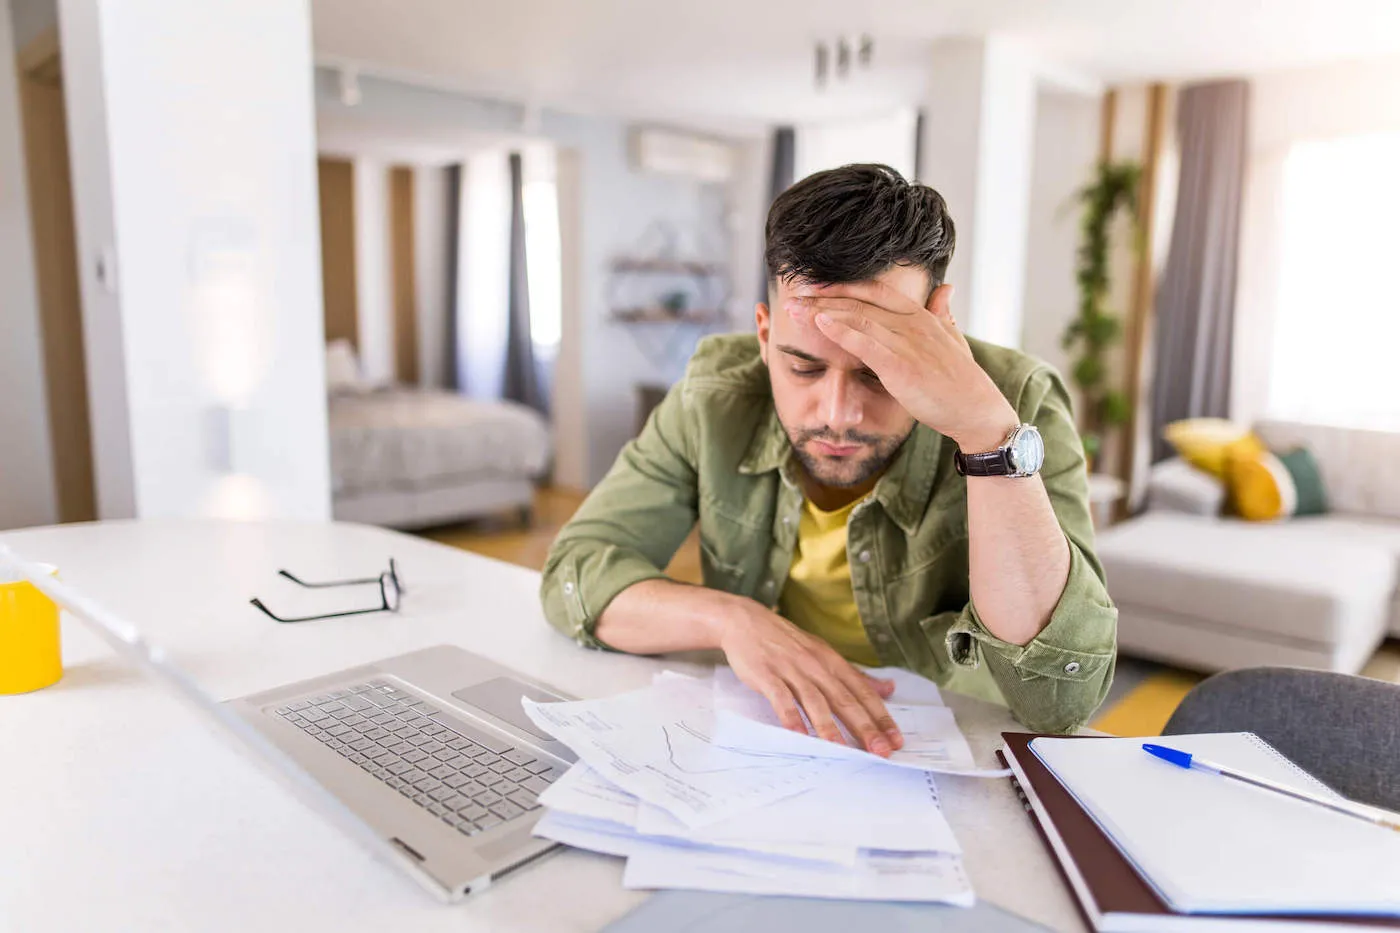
[765,163,955,293]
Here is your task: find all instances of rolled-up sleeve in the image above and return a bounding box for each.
[540,381,700,650]
[941,540,1118,732]
[928,365,1118,733]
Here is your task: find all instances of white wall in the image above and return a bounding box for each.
[60,0,330,520]
[795,109,917,182]
[551,148,587,489]
[352,157,394,385]
[413,165,452,389]
[0,0,59,530]
[919,37,1039,347]
[1020,89,1101,383]
[544,109,734,485]
[728,134,770,315]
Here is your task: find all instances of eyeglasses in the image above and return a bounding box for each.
[250,558,404,624]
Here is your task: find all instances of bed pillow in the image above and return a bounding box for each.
[325,339,364,394]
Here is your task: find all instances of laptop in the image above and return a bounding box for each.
[0,545,577,903]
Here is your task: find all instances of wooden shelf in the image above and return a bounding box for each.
[611,257,726,277]
[610,307,726,324]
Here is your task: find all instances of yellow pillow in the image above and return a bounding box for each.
[1163,419,1265,478]
[1227,449,1298,521]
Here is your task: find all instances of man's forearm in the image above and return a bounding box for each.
[964,472,1072,647]
[593,579,735,654]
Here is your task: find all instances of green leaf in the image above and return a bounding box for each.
[1085,314,1121,345]
[1073,356,1105,389]
[1102,390,1132,425]
[1082,433,1102,459]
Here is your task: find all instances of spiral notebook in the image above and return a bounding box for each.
[1000,732,1400,932]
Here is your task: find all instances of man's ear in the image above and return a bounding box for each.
[755,302,771,364]
[927,283,956,327]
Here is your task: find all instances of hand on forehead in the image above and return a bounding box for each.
[776,265,932,341]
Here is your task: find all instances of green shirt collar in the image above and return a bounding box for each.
[738,404,943,536]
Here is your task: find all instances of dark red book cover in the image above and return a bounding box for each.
[999,732,1398,931]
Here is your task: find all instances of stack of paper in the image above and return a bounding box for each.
[520,666,981,904]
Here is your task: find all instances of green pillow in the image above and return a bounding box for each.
[1278,448,1328,516]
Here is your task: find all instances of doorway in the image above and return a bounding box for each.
[17,30,95,523]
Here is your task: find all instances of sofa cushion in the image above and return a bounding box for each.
[1146,458,1226,516]
[1255,421,1400,521]
[1097,514,1396,646]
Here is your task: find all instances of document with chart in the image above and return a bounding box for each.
[523,668,979,905]
[522,675,864,828]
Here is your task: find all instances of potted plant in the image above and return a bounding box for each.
[1061,160,1141,471]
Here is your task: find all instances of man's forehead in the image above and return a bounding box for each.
[771,263,931,305]
[769,264,931,365]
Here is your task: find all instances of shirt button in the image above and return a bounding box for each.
[563,582,575,595]
[1064,661,1081,674]
[858,550,871,563]
[763,580,775,592]
[782,516,792,526]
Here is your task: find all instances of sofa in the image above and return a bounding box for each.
[1096,420,1400,674]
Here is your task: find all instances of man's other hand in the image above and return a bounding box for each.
[716,600,904,757]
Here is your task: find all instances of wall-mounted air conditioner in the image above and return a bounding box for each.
[629,126,735,183]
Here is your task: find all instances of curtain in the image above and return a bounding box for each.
[445,163,464,391]
[758,126,797,301]
[502,152,546,413]
[1150,80,1249,463]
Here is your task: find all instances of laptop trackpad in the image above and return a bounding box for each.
[452,677,567,742]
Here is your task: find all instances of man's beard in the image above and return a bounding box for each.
[787,425,912,489]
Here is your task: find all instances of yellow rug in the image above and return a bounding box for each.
[1090,670,1203,737]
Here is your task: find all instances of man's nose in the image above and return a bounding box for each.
[822,373,863,432]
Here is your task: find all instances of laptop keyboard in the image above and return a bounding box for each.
[273,679,561,838]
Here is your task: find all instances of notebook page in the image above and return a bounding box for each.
[1030,733,1400,916]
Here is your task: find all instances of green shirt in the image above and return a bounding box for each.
[540,334,1117,734]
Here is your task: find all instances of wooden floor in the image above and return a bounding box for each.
[418,486,703,584]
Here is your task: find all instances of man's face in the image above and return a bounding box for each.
[756,264,928,491]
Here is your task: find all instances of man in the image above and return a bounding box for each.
[541,164,1116,752]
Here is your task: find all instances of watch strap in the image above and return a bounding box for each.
[954,448,1012,477]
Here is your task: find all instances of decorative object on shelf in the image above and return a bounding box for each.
[1061,160,1141,470]
[607,220,733,374]
[607,221,729,327]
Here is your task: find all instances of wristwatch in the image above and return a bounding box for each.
[954,424,1045,478]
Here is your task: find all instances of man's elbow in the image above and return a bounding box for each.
[1009,667,1114,735]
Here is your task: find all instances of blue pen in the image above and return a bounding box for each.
[1142,743,1400,833]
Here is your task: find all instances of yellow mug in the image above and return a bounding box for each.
[0,563,62,695]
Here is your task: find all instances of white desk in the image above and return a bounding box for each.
[0,520,1085,933]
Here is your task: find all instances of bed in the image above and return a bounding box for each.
[326,344,551,529]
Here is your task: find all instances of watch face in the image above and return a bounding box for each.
[1008,426,1045,475]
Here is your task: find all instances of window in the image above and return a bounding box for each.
[1268,133,1400,429]
[522,146,562,354]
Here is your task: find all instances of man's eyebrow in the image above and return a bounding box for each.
[776,345,825,364]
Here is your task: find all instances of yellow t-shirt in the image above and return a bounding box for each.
[778,496,880,667]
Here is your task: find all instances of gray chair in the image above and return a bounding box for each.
[1163,666,1400,812]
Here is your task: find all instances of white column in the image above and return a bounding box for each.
[353,157,395,386]
[0,0,59,530]
[919,37,1038,348]
[413,164,451,390]
[59,0,331,520]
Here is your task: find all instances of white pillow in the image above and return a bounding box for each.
[325,339,363,394]
[1145,457,1226,517]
